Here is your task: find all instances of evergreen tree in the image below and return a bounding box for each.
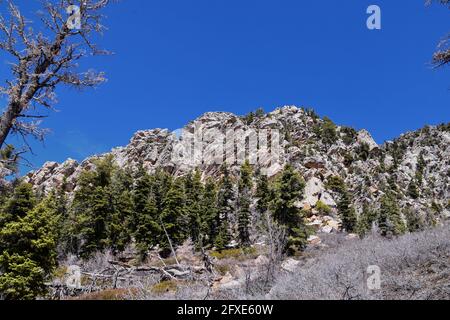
[415,152,426,184]
[79,186,111,257]
[255,174,270,215]
[201,178,218,247]
[404,206,424,233]
[135,195,160,259]
[356,202,377,237]
[160,178,186,253]
[132,165,153,233]
[215,165,234,250]
[184,169,204,248]
[132,165,161,257]
[237,160,252,247]
[320,116,338,146]
[70,157,116,258]
[407,178,420,199]
[108,190,133,254]
[1,183,35,223]
[0,192,58,300]
[107,168,134,253]
[378,193,406,237]
[152,169,173,213]
[337,190,357,233]
[270,164,308,254]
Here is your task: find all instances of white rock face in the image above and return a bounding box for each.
[23,106,450,225]
[301,177,324,207]
[281,258,300,272]
[357,129,378,151]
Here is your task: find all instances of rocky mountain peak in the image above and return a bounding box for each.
[22,107,449,221]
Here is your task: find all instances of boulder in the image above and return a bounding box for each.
[320,225,333,234]
[307,235,322,245]
[304,157,326,169]
[281,258,300,272]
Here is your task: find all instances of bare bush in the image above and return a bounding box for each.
[268,225,450,300]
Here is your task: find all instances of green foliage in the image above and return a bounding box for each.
[378,193,406,237]
[343,152,354,167]
[325,176,346,194]
[214,220,231,252]
[404,206,424,233]
[1,183,35,223]
[215,165,234,250]
[70,157,136,258]
[356,203,377,237]
[210,247,257,260]
[407,178,420,199]
[356,142,370,161]
[415,152,426,184]
[315,117,338,146]
[0,189,59,300]
[337,190,357,233]
[151,280,178,294]
[237,161,252,247]
[200,178,218,247]
[270,165,308,254]
[243,111,255,125]
[255,108,265,118]
[0,144,18,176]
[315,200,332,215]
[160,178,187,252]
[255,174,271,214]
[341,127,357,145]
[184,169,204,249]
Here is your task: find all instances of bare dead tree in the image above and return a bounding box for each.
[0,0,112,150]
[426,0,450,67]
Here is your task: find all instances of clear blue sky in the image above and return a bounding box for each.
[1,1,449,173]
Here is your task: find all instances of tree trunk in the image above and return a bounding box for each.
[0,102,22,149]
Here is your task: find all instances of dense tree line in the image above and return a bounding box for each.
[0,156,439,299]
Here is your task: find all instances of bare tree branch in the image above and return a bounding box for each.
[0,0,113,149]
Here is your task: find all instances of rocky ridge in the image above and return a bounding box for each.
[24,106,450,221]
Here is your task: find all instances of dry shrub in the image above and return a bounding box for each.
[268,225,450,300]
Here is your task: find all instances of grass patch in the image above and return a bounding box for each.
[53,266,68,279]
[210,247,258,260]
[215,264,231,275]
[151,280,178,294]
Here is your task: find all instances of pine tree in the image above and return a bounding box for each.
[0,191,58,300]
[152,169,173,213]
[160,178,186,253]
[201,178,218,247]
[407,178,420,199]
[270,165,308,254]
[337,190,357,233]
[135,195,160,259]
[215,164,234,250]
[79,186,111,257]
[415,151,426,185]
[184,169,204,248]
[255,174,270,215]
[107,168,134,253]
[108,190,133,254]
[132,165,161,257]
[404,206,424,233]
[356,202,377,237]
[237,160,253,247]
[320,116,338,146]
[132,165,153,233]
[1,183,35,223]
[378,193,406,237]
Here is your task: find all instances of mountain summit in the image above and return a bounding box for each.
[24,106,450,221]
